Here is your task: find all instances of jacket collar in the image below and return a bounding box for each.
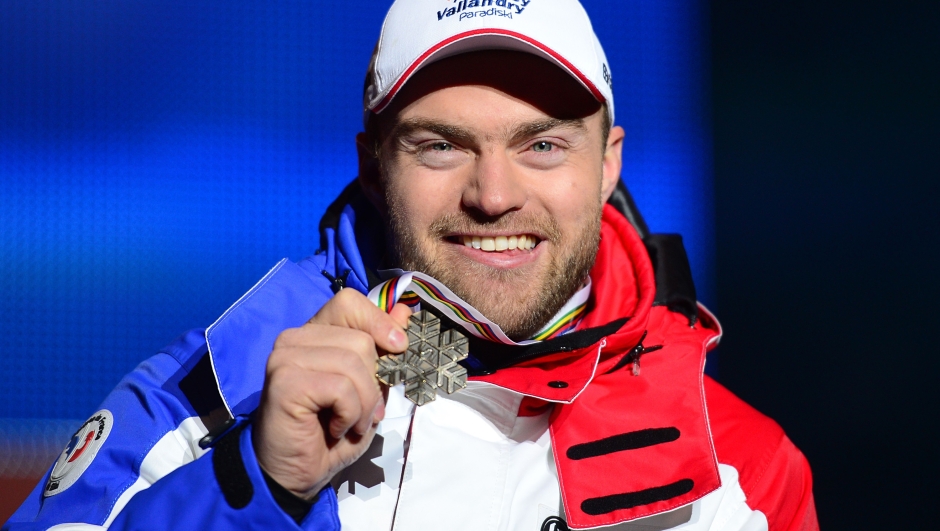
[205,183,381,417]
[468,203,656,402]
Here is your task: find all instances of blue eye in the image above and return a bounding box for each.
[532,141,553,152]
[431,142,453,151]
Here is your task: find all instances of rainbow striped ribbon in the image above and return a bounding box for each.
[367,270,590,346]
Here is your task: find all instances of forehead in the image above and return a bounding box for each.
[376,50,602,130]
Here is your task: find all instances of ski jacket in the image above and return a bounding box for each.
[4,183,818,531]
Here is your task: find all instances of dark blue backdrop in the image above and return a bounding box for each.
[0,0,712,420]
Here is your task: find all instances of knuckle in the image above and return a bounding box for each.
[266,348,287,370]
[347,330,376,357]
[264,364,294,387]
[363,386,381,409]
[332,288,360,308]
[315,371,341,392]
[273,327,301,349]
[335,375,357,397]
[268,344,302,369]
[338,350,362,373]
[323,377,359,414]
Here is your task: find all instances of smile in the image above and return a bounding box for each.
[458,234,539,252]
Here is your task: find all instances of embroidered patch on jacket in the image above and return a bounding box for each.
[44,409,114,497]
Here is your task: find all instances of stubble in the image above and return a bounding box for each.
[386,193,602,341]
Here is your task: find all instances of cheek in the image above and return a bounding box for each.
[532,171,602,230]
[385,167,460,231]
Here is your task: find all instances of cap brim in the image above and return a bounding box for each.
[369,29,606,114]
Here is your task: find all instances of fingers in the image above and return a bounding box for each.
[266,292,414,439]
[256,290,415,500]
[308,289,409,353]
[275,325,379,370]
[310,373,365,439]
[269,367,365,439]
[271,346,383,434]
[256,367,381,499]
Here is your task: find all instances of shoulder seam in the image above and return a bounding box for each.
[741,428,786,504]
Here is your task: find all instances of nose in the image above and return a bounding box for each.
[460,149,527,217]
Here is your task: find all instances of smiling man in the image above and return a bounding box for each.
[367,50,617,341]
[6,1,818,531]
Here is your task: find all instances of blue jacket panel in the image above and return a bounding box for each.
[109,426,340,531]
[207,257,335,418]
[5,190,371,530]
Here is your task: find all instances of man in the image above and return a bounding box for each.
[5,1,818,530]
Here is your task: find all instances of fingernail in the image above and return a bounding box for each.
[389,328,406,350]
[375,400,386,423]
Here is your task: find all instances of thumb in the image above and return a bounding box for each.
[388,302,413,330]
[308,289,408,353]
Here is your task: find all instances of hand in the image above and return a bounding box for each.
[252,288,412,500]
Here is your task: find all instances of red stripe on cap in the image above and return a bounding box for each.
[372,29,605,113]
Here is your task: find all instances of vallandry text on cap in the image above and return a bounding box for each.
[437,0,532,21]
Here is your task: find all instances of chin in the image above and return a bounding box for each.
[427,258,549,335]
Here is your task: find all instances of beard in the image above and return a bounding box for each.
[386,193,602,341]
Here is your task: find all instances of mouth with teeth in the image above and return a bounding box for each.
[457,234,540,252]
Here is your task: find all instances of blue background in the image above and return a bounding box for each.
[4,1,939,528]
[0,1,713,420]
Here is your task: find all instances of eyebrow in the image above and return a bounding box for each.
[388,117,587,147]
[389,118,476,146]
[508,118,587,145]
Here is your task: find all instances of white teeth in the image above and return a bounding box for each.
[461,234,538,253]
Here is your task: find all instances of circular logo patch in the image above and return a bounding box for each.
[44,409,113,497]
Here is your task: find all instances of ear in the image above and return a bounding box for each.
[600,125,624,203]
[356,131,388,218]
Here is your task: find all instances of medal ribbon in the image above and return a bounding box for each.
[367,270,590,345]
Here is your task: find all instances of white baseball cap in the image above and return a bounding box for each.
[364,0,614,124]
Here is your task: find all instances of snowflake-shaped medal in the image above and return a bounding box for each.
[375,310,469,406]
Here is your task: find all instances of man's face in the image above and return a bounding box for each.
[361,51,623,340]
